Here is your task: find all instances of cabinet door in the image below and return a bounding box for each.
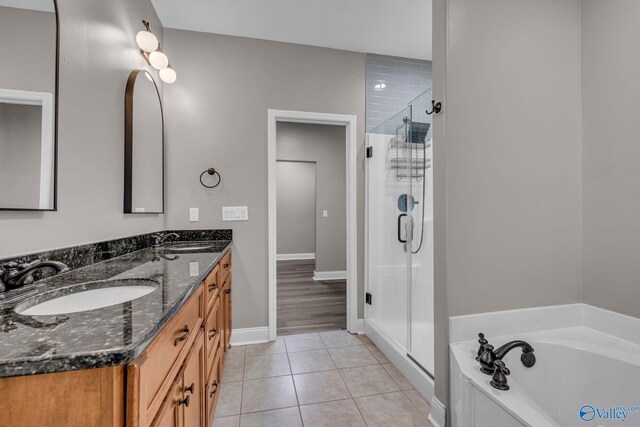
[222,274,232,351]
[151,378,182,427]
[205,352,222,426]
[205,296,221,376]
[182,332,205,427]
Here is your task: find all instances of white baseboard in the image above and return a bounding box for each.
[313,270,347,281]
[428,396,446,427]
[276,253,315,261]
[351,318,365,334]
[230,327,269,346]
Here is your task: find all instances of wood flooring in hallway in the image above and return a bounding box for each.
[277,259,347,335]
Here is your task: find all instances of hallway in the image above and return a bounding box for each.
[277,260,346,335]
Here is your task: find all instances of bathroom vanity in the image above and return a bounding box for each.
[0,233,232,427]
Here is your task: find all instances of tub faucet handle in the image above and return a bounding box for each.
[478,343,496,375]
[476,333,488,360]
[490,360,510,391]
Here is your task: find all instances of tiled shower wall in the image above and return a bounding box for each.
[366,54,433,132]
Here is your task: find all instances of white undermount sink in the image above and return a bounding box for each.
[14,279,157,316]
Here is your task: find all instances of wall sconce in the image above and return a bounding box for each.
[136,20,177,84]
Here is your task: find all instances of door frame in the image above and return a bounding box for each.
[267,109,358,341]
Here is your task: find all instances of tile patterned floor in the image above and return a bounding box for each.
[213,331,432,427]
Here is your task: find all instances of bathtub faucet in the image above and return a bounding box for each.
[476,333,536,375]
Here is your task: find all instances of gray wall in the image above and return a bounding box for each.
[162,30,366,328]
[276,123,346,272]
[366,54,432,132]
[276,161,316,255]
[0,0,165,258]
[433,0,583,410]
[582,0,640,319]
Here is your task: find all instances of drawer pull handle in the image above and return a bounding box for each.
[185,383,195,394]
[174,325,190,346]
[208,328,217,340]
[224,289,231,295]
[224,263,230,268]
[178,395,190,407]
[209,380,218,398]
[208,282,217,291]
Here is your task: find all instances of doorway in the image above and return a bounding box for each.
[267,110,358,341]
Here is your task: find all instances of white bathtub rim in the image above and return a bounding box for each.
[449,303,640,348]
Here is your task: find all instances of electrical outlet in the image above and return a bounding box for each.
[189,262,199,277]
[189,208,199,222]
[322,210,328,218]
[222,206,248,221]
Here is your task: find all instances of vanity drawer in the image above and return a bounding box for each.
[205,296,222,376]
[205,351,222,425]
[204,264,220,313]
[217,251,232,284]
[130,287,203,426]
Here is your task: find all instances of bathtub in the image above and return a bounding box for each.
[450,307,640,427]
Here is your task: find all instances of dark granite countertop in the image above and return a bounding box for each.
[0,240,231,378]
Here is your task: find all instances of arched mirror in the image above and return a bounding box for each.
[124,69,164,214]
[0,0,58,211]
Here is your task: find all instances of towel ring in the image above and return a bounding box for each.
[199,168,221,188]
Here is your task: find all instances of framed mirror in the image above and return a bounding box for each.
[0,0,58,211]
[124,69,164,214]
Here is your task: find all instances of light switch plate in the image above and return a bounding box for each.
[189,208,199,222]
[222,206,248,221]
[322,210,328,218]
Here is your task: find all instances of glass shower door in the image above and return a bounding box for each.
[366,107,413,349]
[406,90,435,376]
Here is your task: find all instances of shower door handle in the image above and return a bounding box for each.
[397,214,407,243]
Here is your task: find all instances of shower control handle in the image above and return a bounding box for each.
[397,214,408,243]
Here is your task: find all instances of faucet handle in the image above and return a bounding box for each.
[490,360,510,391]
[476,333,488,360]
[478,343,496,375]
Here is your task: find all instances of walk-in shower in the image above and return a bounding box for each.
[365,89,435,394]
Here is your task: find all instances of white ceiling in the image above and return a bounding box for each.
[151,0,432,61]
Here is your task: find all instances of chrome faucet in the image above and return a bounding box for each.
[152,232,179,248]
[0,260,70,293]
[476,333,536,375]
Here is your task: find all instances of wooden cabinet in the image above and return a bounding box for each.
[150,334,204,427]
[150,376,182,427]
[130,250,231,427]
[181,332,205,427]
[128,287,204,427]
[205,351,222,425]
[204,264,220,314]
[222,273,232,353]
[0,249,231,427]
[205,296,222,374]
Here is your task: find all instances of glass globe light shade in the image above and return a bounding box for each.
[136,30,158,53]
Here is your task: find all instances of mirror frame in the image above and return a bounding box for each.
[123,69,165,214]
[0,0,59,212]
